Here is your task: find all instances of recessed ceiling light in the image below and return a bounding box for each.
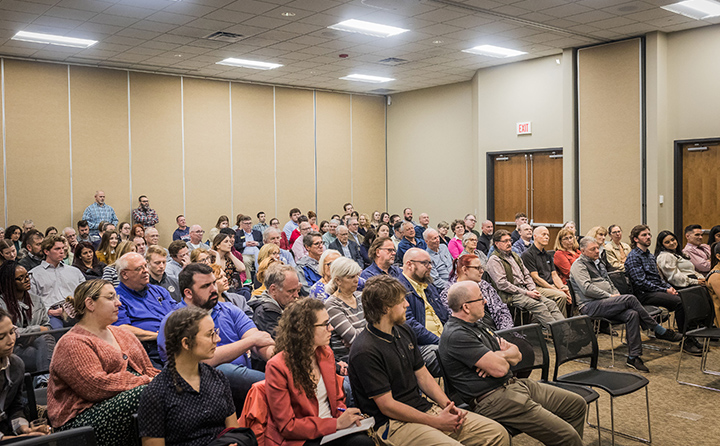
[340,74,395,83]
[462,44,527,58]
[328,19,409,38]
[661,0,720,19]
[433,40,444,44]
[11,31,97,48]
[216,58,282,70]
[281,12,296,17]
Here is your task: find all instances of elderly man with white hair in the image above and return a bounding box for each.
[425,228,453,289]
[255,228,295,268]
[185,225,206,251]
[511,223,533,255]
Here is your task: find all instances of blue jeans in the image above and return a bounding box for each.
[216,363,265,411]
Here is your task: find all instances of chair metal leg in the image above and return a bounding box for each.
[677,337,720,391]
[587,393,652,444]
[610,396,615,446]
[585,399,602,446]
[645,386,652,445]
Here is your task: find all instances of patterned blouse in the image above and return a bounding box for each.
[440,277,514,330]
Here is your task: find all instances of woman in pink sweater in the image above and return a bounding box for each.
[47,279,159,446]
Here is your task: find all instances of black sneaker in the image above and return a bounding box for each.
[656,328,683,342]
[626,356,649,372]
[682,339,703,356]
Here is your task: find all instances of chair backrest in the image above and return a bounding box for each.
[16,327,71,344]
[8,427,96,446]
[608,270,632,295]
[567,277,580,311]
[434,350,465,406]
[496,323,549,380]
[549,316,598,380]
[238,380,268,446]
[678,286,715,333]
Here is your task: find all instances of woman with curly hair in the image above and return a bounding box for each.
[266,298,372,446]
[138,306,241,446]
[131,223,145,240]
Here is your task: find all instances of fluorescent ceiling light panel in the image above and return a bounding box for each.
[328,19,408,38]
[340,74,395,83]
[462,44,527,58]
[11,31,97,48]
[216,58,282,70]
[661,0,720,19]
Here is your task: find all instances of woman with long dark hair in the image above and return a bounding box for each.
[212,232,246,292]
[4,225,22,253]
[0,239,17,267]
[0,261,55,372]
[138,307,241,446]
[266,298,372,446]
[73,241,106,279]
[96,230,120,265]
[654,230,704,289]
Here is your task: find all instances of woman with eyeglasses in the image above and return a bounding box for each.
[324,258,366,363]
[448,219,466,259]
[139,307,243,446]
[0,261,55,374]
[460,232,489,268]
[309,250,342,302]
[553,228,581,285]
[265,298,372,446]
[48,279,159,446]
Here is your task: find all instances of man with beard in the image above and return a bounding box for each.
[113,252,178,365]
[157,263,275,409]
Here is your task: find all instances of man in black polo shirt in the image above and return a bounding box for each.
[349,275,508,446]
[521,226,570,314]
[439,281,586,446]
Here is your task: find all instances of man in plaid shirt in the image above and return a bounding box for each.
[81,190,118,237]
[132,195,159,228]
[624,224,702,355]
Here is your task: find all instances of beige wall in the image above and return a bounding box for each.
[387,82,474,225]
[0,59,387,246]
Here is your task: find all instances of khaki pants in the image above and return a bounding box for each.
[538,287,569,315]
[373,404,509,446]
[242,253,256,276]
[474,379,586,446]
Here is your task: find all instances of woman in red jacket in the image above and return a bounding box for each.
[265,298,373,446]
[553,228,582,285]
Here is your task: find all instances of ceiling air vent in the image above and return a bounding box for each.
[369,88,395,94]
[378,57,408,66]
[204,31,244,43]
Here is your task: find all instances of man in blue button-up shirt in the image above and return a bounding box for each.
[81,190,118,237]
[114,252,178,364]
[158,263,274,409]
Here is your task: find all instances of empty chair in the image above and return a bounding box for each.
[549,316,651,445]
[676,285,720,391]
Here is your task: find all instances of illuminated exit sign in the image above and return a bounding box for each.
[517,122,532,135]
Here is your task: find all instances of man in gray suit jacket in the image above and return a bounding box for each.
[328,225,363,268]
[570,237,683,372]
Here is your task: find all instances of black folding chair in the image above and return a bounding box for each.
[549,316,651,445]
[676,285,720,391]
[2,426,96,445]
[496,323,600,444]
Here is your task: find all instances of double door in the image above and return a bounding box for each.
[490,150,564,241]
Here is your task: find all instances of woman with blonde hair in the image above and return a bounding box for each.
[48,279,158,445]
[358,213,371,236]
[253,244,281,297]
[554,228,581,285]
[190,247,212,264]
[210,263,252,317]
[101,240,137,286]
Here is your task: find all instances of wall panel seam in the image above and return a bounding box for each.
[67,65,73,226]
[273,86,277,218]
[229,81,233,217]
[313,90,317,214]
[350,95,353,203]
[127,71,132,207]
[1,59,6,226]
[181,77,186,215]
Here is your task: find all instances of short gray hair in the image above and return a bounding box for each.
[579,237,599,251]
[303,231,322,248]
[336,225,349,234]
[263,227,280,242]
[329,219,340,226]
[264,263,297,289]
[423,228,438,241]
[401,221,414,231]
[462,232,478,244]
[114,253,135,274]
[326,257,362,294]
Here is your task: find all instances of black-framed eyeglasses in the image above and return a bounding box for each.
[466,265,483,272]
[463,298,484,305]
[409,260,432,267]
[379,247,397,253]
[314,320,331,329]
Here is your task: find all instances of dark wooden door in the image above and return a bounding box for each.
[681,142,720,241]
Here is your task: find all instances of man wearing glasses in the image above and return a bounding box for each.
[360,237,402,281]
[486,230,564,330]
[296,232,325,295]
[186,225,207,252]
[398,248,448,377]
[439,281,587,446]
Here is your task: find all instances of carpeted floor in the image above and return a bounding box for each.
[511,331,720,446]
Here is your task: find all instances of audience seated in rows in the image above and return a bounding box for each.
[348,275,509,446]
[439,281,587,445]
[360,236,402,281]
[48,279,159,445]
[477,220,494,255]
[252,244,281,297]
[258,228,296,269]
[424,228,453,290]
[0,239,17,267]
[347,217,364,246]
[322,219,339,248]
[324,257,365,365]
[585,226,610,271]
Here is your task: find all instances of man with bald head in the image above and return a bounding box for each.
[186,225,207,251]
[477,220,494,255]
[521,226,570,314]
[82,190,118,237]
[113,252,179,364]
[511,223,533,255]
[398,248,448,377]
[425,228,452,289]
[415,213,430,240]
[439,281,587,445]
